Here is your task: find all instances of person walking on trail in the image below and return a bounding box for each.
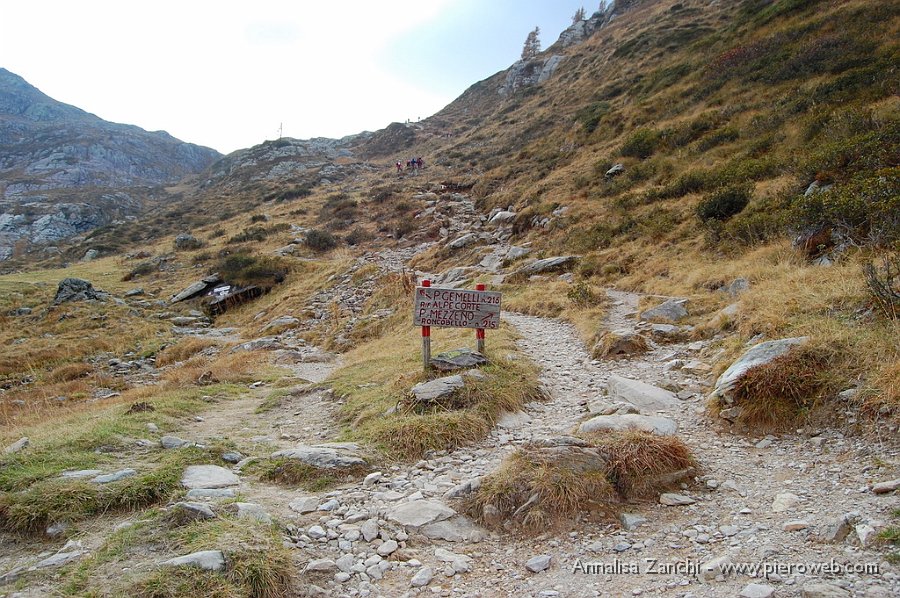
[396,161,402,173]
[416,157,424,170]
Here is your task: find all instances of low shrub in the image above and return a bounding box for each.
[304,228,339,251]
[215,253,290,288]
[620,128,662,159]
[696,184,752,222]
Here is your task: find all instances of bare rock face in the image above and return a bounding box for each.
[0,67,220,260]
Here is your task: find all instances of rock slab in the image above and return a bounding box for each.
[181,465,240,489]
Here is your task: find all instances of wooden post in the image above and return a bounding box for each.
[475,283,486,354]
[421,279,431,371]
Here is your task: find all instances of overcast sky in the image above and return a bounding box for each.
[2,1,597,154]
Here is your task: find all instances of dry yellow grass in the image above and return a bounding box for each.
[155,338,220,367]
[161,351,271,387]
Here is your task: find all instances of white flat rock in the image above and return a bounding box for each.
[181,465,240,489]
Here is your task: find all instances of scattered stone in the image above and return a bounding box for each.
[363,471,383,487]
[421,516,486,543]
[181,465,240,489]
[443,478,482,500]
[271,444,366,469]
[317,498,339,511]
[377,540,399,556]
[227,502,272,524]
[783,520,810,531]
[724,278,750,297]
[497,411,532,430]
[410,566,434,587]
[91,469,136,484]
[410,375,465,404]
[170,502,216,522]
[619,513,647,531]
[4,437,29,454]
[525,555,551,573]
[60,469,103,479]
[388,500,456,528]
[163,550,226,572]
[305,559,338,573]
[740,583,775,598]
[35,550,84,569]
[639,298,688,323]
[288,496,320,514]
[361,519,379,542]
[578,414,677,436]
[820,515,852,543]
[161,435,190,449]
[430,349,488,372]
[772,492,801,513]
[659,493,695,506]
[219,451,242,464]
[307,525,326,539]
[605,163,625,177]
[855,523,878,547]
[46,521,69,537]
[606,375,680,411]
[872,479,900,494]
[699,555,731,581]
[801,583,851,598]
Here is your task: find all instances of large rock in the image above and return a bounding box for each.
[489,210,516,225]
[410,375,465,403]
[430,349,488,372]
[271,444,366,469]
[181,465,240,489]
[170,274,222,303]
[639,298,688,323]
[606,375,679,411]
[447,233,478,249]
[387,500,456,528]
[420,516,486,542]
[513,256,579,277]
[3,437,28,454]
[578,414,677,436]
[52,278,106,304]
[710,337,809,402]
[592,331,649,360]
[163,550,226,572]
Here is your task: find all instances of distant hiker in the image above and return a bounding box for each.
[416,157,424,169]
[396,161,402,173]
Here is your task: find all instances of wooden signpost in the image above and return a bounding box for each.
[413,280,502,370]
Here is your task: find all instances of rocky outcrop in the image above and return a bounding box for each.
[710,337,810,403]
[53,278,106,304]
[0,68,220,260]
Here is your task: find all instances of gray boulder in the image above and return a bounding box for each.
[271,443,366,469]
[513,256,579,277]
[489,211,517,225]
[170,274,221,303]
[174,233,202,250]
[447,233,478,249]
[411,375,465,403]
[525,554,551,573]
[639,298,688,323]
[607,375,679,411]
[605,163,625,177]
[181,465,240,489]
[91,469,136,484]
[53,278,106,305]
[163,550,226,572]
[387,499,456,528]
[170,502,216,522]
[710,337,809,402]
[430,349,488,372]
[161,435,190,449]
[226,502,272,524]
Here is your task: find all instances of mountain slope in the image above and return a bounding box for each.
[0,68,221,261]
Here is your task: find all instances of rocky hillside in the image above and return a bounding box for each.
[0,68,221,261]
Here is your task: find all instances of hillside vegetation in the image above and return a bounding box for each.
[0,1,898,596]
